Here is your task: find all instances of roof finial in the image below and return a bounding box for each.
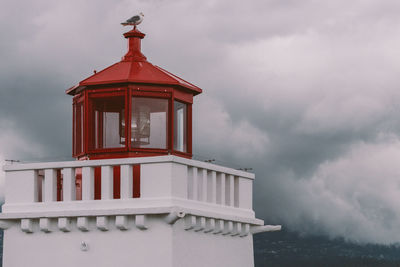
[121,12,144,30]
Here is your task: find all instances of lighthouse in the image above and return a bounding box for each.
[0,20,280,267]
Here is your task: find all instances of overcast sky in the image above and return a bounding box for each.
[2,0,400,244]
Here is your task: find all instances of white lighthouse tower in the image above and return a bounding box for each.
[0,20,280,267]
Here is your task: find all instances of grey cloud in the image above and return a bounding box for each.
[261,137,400,244]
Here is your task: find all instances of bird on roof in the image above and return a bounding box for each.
[121,13,144,29]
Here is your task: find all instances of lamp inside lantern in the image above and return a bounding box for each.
[131,105,151,145]
[130,97,168,149]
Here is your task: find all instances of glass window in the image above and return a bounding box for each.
[131,97,168,149]
[73,102,84,155]
[91,96,125,149]
[174,101,187,152]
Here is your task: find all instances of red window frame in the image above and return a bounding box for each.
[73,94,85,158]
[73,85,194,159]
[129,89,172,154]
[172,89,193,157]
[87,89,129,154]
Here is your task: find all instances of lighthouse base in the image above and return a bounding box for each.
[3,215,254,267]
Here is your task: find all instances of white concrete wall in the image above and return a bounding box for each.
[173,218,254,267]
[1,156,261,267]
[3,216,173,267]
[3,214,254,267]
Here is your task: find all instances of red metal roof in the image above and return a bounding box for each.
[67,29,202,96]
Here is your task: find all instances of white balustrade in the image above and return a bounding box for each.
[184,167,251,209]
[2,156,254,215]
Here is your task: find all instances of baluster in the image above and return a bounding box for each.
[234,176,239,207]
[192,167,198,201]
[44,169,57,202]
[226,174,235,206]
[201,169,207,202]
[101,165,113,200]
[82,167,94,200]
[220,173,226,205]
[187,167,194,200]
[62,168,76,201]
[238,177,253,209]
[120,165,133,199]
[229,175,235,206]
[208,171,217,203]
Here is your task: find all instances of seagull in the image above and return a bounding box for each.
[121,13,144,28]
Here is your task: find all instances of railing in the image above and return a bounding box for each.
[187,167,252,209]
[2,156,254,214]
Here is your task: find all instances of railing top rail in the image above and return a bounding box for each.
[3,155,254,179]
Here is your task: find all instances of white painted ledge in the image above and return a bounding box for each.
[1,197,256,220]
[0,205,263,226]
[250,225,282,234]
[3,155,255,180]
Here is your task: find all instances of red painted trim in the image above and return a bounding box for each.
[81,79,201,95]
[74,151,86,158]
[113,166,121,199]
[87,93,93,152]
[133,165,140,198]
[172,150,192,159]
[169,97,172,151]
[87,86,126,94]
[124,89,129,148]
[129,84,174,93]
[84,90,90,156]
[72,93,84,101]
[57,169,62,201]
[174,89,193,104]
[131,91,170,98]
[82,80,191,87]
[88,91,126,98]
[88,151,170,160]
[88,147,127,154]
[170,91,175,151]
[97,110,103,149]
[127,88,132,149]
[72,95,85,158]
[94,167,101,200]
[72,102,76,156]
[188,103,193,156]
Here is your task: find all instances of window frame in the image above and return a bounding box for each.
[173,100,188,153]
[172,90,192,157]
[73,85,193,159]
[129,93,171,151]
[72,93,85,158]
[87,89,129,154]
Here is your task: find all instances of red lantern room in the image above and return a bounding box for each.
[67,27,202,161]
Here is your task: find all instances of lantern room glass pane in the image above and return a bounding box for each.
[174,101,187,152]
[131,97,168,149]
[91,96,125,149]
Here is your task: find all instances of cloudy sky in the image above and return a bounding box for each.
[2,0,400,245]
